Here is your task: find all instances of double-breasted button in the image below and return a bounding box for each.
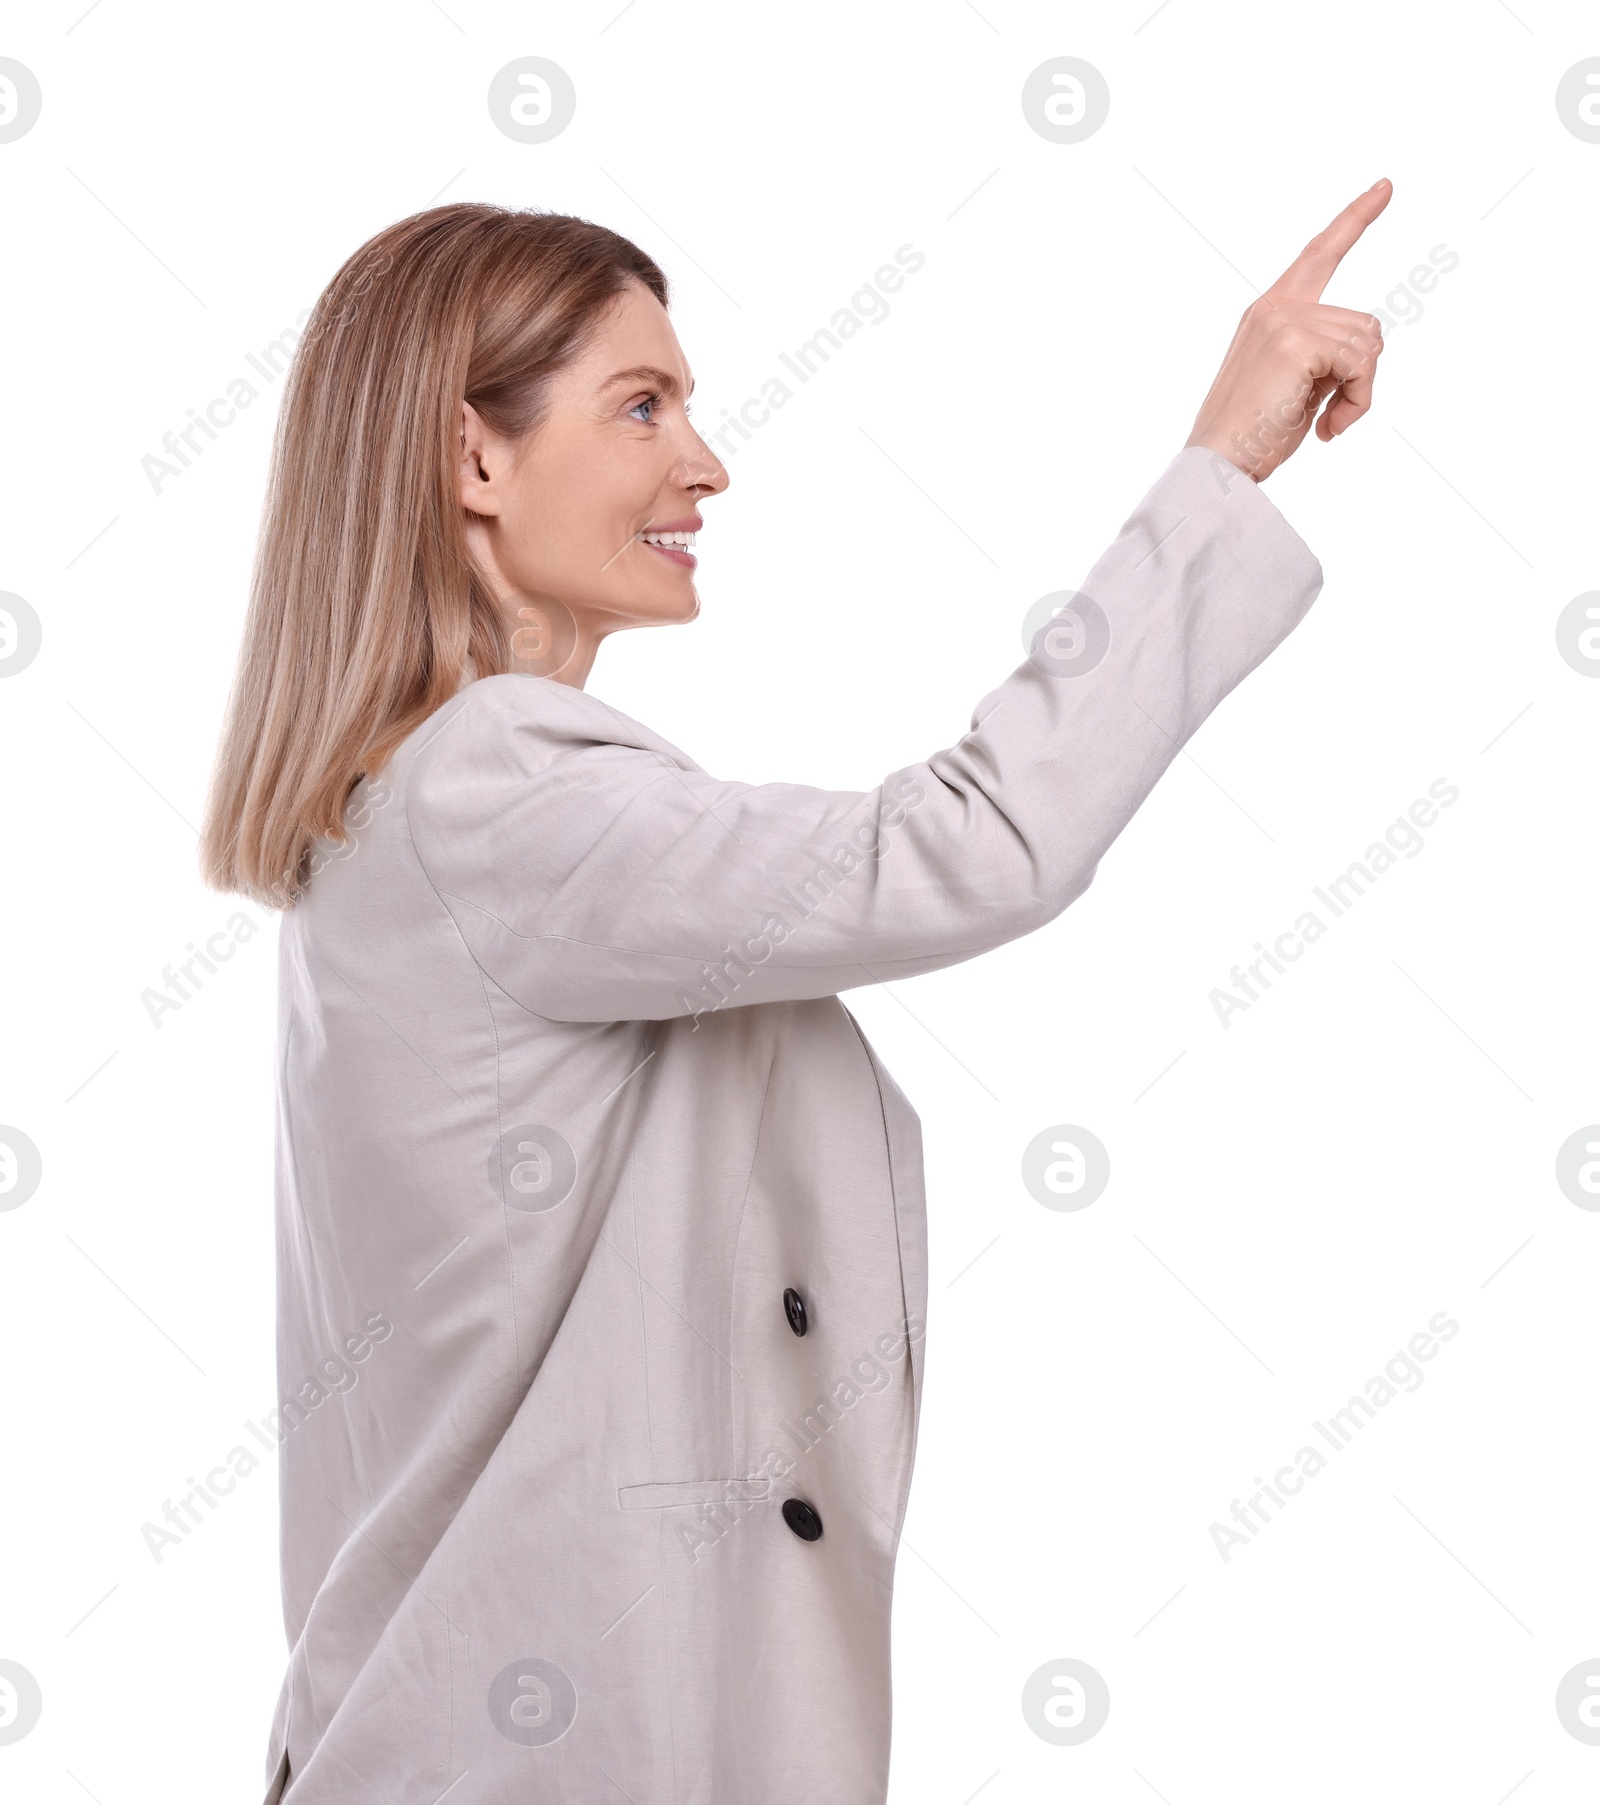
[782,1497,823,1542]
[782,1286,808,1337]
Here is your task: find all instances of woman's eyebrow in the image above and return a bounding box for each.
[601,364,695,398]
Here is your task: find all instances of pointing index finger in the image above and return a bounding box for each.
[1266,178,1393,303]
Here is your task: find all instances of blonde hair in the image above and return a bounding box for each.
[199,203,668,909]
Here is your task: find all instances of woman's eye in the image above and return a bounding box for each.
[628,394,658,424]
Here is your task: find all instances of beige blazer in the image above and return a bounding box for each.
[261,446,1321,1802]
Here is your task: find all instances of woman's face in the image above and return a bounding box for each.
[458,279,728,687]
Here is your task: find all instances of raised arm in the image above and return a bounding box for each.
[409,446,1319,1023]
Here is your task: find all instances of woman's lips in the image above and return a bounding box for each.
[641,536,697,570]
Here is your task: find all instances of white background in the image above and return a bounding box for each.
[1,1,1595,1800]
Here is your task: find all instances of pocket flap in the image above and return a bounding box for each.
[617,1476,771,1510]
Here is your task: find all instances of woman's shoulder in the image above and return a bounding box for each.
[399,673,710,907]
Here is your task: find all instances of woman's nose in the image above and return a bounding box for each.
[678,446,729,495]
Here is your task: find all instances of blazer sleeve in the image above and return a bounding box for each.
[407,446,1323,1024]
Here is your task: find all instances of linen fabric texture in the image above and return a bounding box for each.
[261,446,1323,1802]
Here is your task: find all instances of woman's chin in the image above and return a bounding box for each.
[620,586,700,630]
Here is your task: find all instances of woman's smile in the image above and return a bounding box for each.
[639,517,700,569]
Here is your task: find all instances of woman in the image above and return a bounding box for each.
[201,186,1389,1803]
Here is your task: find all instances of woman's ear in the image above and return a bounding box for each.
[458,401,501,513]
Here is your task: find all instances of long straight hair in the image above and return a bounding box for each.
[199,204,668,910]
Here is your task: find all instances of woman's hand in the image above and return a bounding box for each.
[1185,178,1393,482]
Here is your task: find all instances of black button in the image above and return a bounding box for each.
[782,1286,808,1337]
[782,1497,823,1542]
